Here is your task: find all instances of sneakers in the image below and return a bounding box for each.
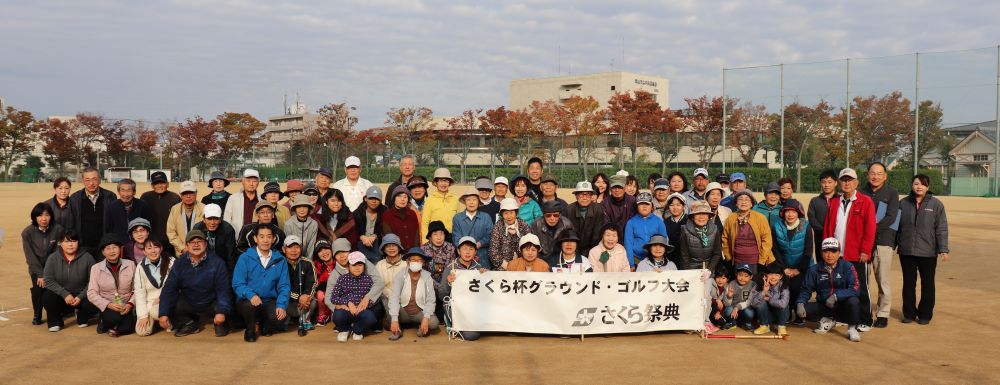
[874,317,888,328]
[32,317,43,326]
[107,329,120,338]
[174,321,201,337]
[302,321,314,331]
[77,323,89,328]
[48,326,62,332]
[337,332,350,342]
[857,324,872,333]
[813,317,835,334]
[791,318,806,327]
[352,332,364,341]
[753,325,771,335]
[848,326,861,342]
[723,322,737,331]
[777,326,788,336]
[388,332,403,341]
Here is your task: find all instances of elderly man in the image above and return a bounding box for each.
[333,156,374,212]
[564,181,605,253]
[823,168,876,332]
[385,155,417,202]
[859,162,899,329]
[683,167,711,204]
[193,203,237,271]
[600,174,635,233]
[141,171,180,256]
[796,238,862,342]
[158,230,232,337]
[69,167,117,257]
[167,181,206,256]
[223,169,261,238]
[104,178,151,241]
[529,201,575,259]
[315,167,334,199]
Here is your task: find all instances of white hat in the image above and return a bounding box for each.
[615,170,629,177]
[573,181,595,194]
[838,168,858,180]
[499,197,519,212]
[179,180,197,194]
[345,156,361,168]
[432,168,453,182]
[284,235,302,247]
[518,233,541,249]
[243,169,260,179]
[204,204,222,218]
[821,237,841,251]
[693,168,710,178]
[706,182,724,194]
[348,251,367,265]
[494,176,509,186]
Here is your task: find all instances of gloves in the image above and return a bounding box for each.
[825,294,838,309]
[796,303,807,319]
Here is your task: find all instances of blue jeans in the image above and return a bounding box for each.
[332,308,377,334]
[755,302,789,326]
[723,305,755,327]
[357,240,380,264]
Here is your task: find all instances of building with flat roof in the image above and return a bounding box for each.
[259,100,320,167]
[509,71,669,110]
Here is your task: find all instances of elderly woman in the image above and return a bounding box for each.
[22,203,64,325]
[43,232,98,331]
[87,234,137,337]
[382,186,421,250]
[488,198,530,271]
[124,218,152,264]
[133,239,174,336]
[705,182,732,227]
[387,248,440,340]
[678,201,724,272]
[722,190,776,279]
[770,199,813,325]
[897,174,949,325]
[587,224,631,273]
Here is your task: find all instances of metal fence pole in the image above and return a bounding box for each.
[914,52,920,176]
[780,63,785,177]
[995,45,1000,196]
[722,68,727,173]
[846,58,851,169]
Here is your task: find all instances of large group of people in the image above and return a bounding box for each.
[22,157,949,343]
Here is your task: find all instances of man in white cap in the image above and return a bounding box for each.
[683,167,711,203]
[333,155,374,212]
[822,167,877,332]
[492,176,510,206]
[223,169,261,239]
[564,181,605,252]
[167,181,206,256]
[796,237,863,342]
[193,203,238,271]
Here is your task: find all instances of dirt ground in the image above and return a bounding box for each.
[0,181,997,384]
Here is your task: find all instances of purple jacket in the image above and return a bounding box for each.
[601,194,636,233]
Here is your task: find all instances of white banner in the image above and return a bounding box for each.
[451,270,705,335]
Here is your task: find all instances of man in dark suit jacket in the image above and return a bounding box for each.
[104,178,152,241]
[68,167,117,257]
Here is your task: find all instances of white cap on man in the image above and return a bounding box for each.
[345,156,361,168]
[243,169,260,179]
[821,237,841,251]
[204,204,222,218]
[838,168,858,180]
[494,176,509,187]
[180,180,197,194]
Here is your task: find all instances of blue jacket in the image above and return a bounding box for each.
[623,213,667,268]
[797,259,859,304]
[159,252,232,316]
[753,201,783,225]
[452,210,494,262]
[232,248,291,309]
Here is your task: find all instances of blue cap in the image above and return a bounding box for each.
[729,172,747,182]
[404,247,431,261]
[735,263,753,275]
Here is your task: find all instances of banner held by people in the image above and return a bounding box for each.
[451,270,705,335]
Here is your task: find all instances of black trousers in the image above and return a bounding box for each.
[236,299,278,332]
[29,276,45,321]
[805,296,861,326]
[900,255,937,321]
[99,308,137,335]
[850,261,873,325]
[173,296,220,326]
[786,273,804,321]
[41,290,98,328]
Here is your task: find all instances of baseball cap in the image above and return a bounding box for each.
[284,235,302,247]
[609,175,627,188]
[653,178,669,191]
[317,167,333,179]
[185,230,206,243]
[838,168,858,180]
[693,168,710,178]
[519,233,541,249]
[243,169,260,179]
[716,173,730,183]
[499,197,519,211]
[150,171,168,184]
[347,251,367,265]
[345,156,361,168]
[821,237,841,251]
[635,191,653,204]
[735,263,754,275]
[457,236,478,248]
[365,185,383,200]
[179,180,197,194]
[203,204,222,219]
[494,176,509,187]
[573,181,595,194]
[765,181,780,194]
[729,172,747,182]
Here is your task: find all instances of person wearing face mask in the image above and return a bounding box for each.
[87,234,137,337]
[133,239,174,336]
[488,198,529,271]
[387,247,440,341]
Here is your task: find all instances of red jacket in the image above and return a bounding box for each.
[823,191,877,262]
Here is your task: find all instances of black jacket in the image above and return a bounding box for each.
[140,190,181,255]
[104,198,152,241]
[677,220,723,271]
[236,222,285,257]
[68,187,117,249]
[22,224,64,280]
[807,193,837,256]
[45,197,74,235]
[897,193,949,257]
[563,202,606,253]
[193,220,238,271]
[860,184,900,247]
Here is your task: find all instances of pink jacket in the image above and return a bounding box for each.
[587,243,631,272]
[86,259,136,311]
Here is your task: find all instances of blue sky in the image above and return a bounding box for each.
[2,0,999,129]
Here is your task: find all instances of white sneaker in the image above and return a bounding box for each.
[813,317,835,334]
[48,326,61,332]
[848,326,861,342]
[856,324,872,333]
[352,332,364,341]
[77,323,88,328]
[337,332,350,342]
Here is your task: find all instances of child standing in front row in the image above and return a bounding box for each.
[752,263,790,336]
[709,264,732,329]
[724,263,758,330]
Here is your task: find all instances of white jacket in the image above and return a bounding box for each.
[223,190,256,239]
[388,269,436,321]
[133,257,174,319]
[332,177,373,213]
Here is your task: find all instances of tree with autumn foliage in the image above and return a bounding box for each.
[41,118,77,175]
[506,108,544,172]
[445,108,484,183]
[216,112,266,164]
[554,96,605,179]
[728,101,771,167]
[347,128,390,167]
[781,100,833,190]
[385,106,435,158]
[831,91,914,166]
[682,95,735,167]
[647,107,683,175]
[480,106,511,175]
[607,91,664,170]
[0,106,42,178]
[166,116,219,173]
[99,119,129,166]
[127,122,161,169]
[304,102,358,177]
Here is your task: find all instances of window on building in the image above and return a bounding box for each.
[974,154,989,162]
[611,85,616,91]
